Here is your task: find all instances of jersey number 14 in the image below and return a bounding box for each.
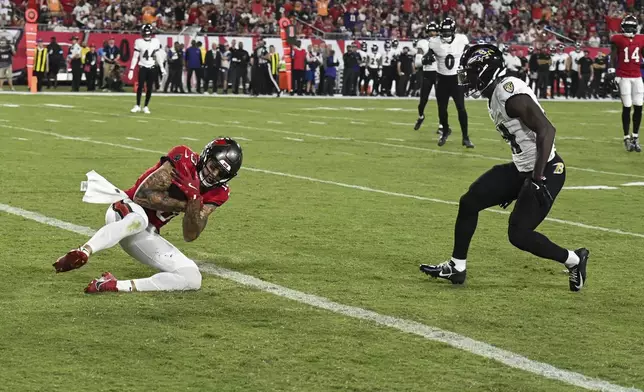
[623,46,640,63]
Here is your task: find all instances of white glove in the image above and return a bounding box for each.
[161,70,167,78]
[128,70,134,80]
[607,68,616,74]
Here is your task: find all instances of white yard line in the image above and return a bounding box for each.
[137,120,148,123]
[267,120,283,124]
[309,121,327,125]
[45,119,59,123]
[7,103,644,179]
[350,121,365,125]
[386,138,406,142]
[622,182,644,186]
[0,202,638,392]
[11,137,28,141]
[563,186,619,190]
[90,119,106,123]
[126,137,143,141]
[181,137,199,141]
[284,137,304,142]
[234,136,252,141]
[2,123,643,240]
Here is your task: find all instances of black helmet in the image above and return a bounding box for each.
[384,40,392,50]
[425,22,438,35]
[360,41,367,51]
[440,18,456,42]
[142,24,153,40]
[412,39,418,48]
[458,44,505,98]
[392,39,399,48]
[622,14,638,37]
[371,44,378,53]
[197,138,243,187]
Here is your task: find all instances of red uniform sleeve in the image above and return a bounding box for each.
[203,185,230,207]
[161,145,199,176]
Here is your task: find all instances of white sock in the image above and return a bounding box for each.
[450,257,466,272]
[564,250,580,268]
[84,213,146,254]
[625,135,631,140]
[116,280,134,292]
[634,133,639,139]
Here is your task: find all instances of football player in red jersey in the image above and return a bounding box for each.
[53,138,243,294]
[610,14,644,152]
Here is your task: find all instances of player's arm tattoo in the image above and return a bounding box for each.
[182,202,216,242]
[505,94,555,180]
[133,161,186,213]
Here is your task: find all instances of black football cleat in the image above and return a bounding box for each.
[420,260,466,284]
[568,248,589,292]
[462,138,475,148]
[633,138,641,152]
[438,128,452,146]
[624,137,634,152]
[414,115,425,131]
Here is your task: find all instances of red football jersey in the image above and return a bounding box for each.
[611,34,644,77]
[124,145,230,231]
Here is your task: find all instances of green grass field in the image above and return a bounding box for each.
[0,93,643,392]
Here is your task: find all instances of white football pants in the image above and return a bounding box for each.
[618,77,644,107]
[95,200,202,291]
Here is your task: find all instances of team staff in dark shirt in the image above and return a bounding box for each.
[46,36,64,89]
[577,51,594,99]
[230,42,249,94]
[591,52,607,98]
[342,45,360,96]
[396,46,415,97]
[536,48,551,99]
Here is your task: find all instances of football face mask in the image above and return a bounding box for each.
[199,159,225,188]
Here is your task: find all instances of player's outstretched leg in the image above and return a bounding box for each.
[85,230,202,294]
[421,163,522,285]
[507,156,589,291]
[53,201,148,273]
[622,106,634,151]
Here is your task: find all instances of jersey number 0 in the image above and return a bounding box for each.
[445,54,455,70]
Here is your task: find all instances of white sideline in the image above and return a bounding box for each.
[0,202,639,392]
[2,123,644,240]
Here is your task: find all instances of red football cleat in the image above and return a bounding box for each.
[53,249,89,273]
[84,272,118,294]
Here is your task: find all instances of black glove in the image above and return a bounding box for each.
[526,177,553,209]
[422,50,435,66]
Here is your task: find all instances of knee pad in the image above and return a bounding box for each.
[177,267,202,290]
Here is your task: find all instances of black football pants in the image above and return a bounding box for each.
[418,70,436,117]
[136,66,157,107]
[451,154,568,263]
[436,74,468,138]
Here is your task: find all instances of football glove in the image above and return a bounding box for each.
[172,169,202,203]
[526,177,553,209]
[422,50,436,66]
[128,69,134,80]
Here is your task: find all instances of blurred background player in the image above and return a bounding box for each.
[552,44,569,98]
[567,43,584,98]
[380,40,394,96]
[610,14,644,152]
[358,41,368,96]
[366,44,381,96]
[129,24,165,114]
[429,18,474,148]
[414,22,438,131]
